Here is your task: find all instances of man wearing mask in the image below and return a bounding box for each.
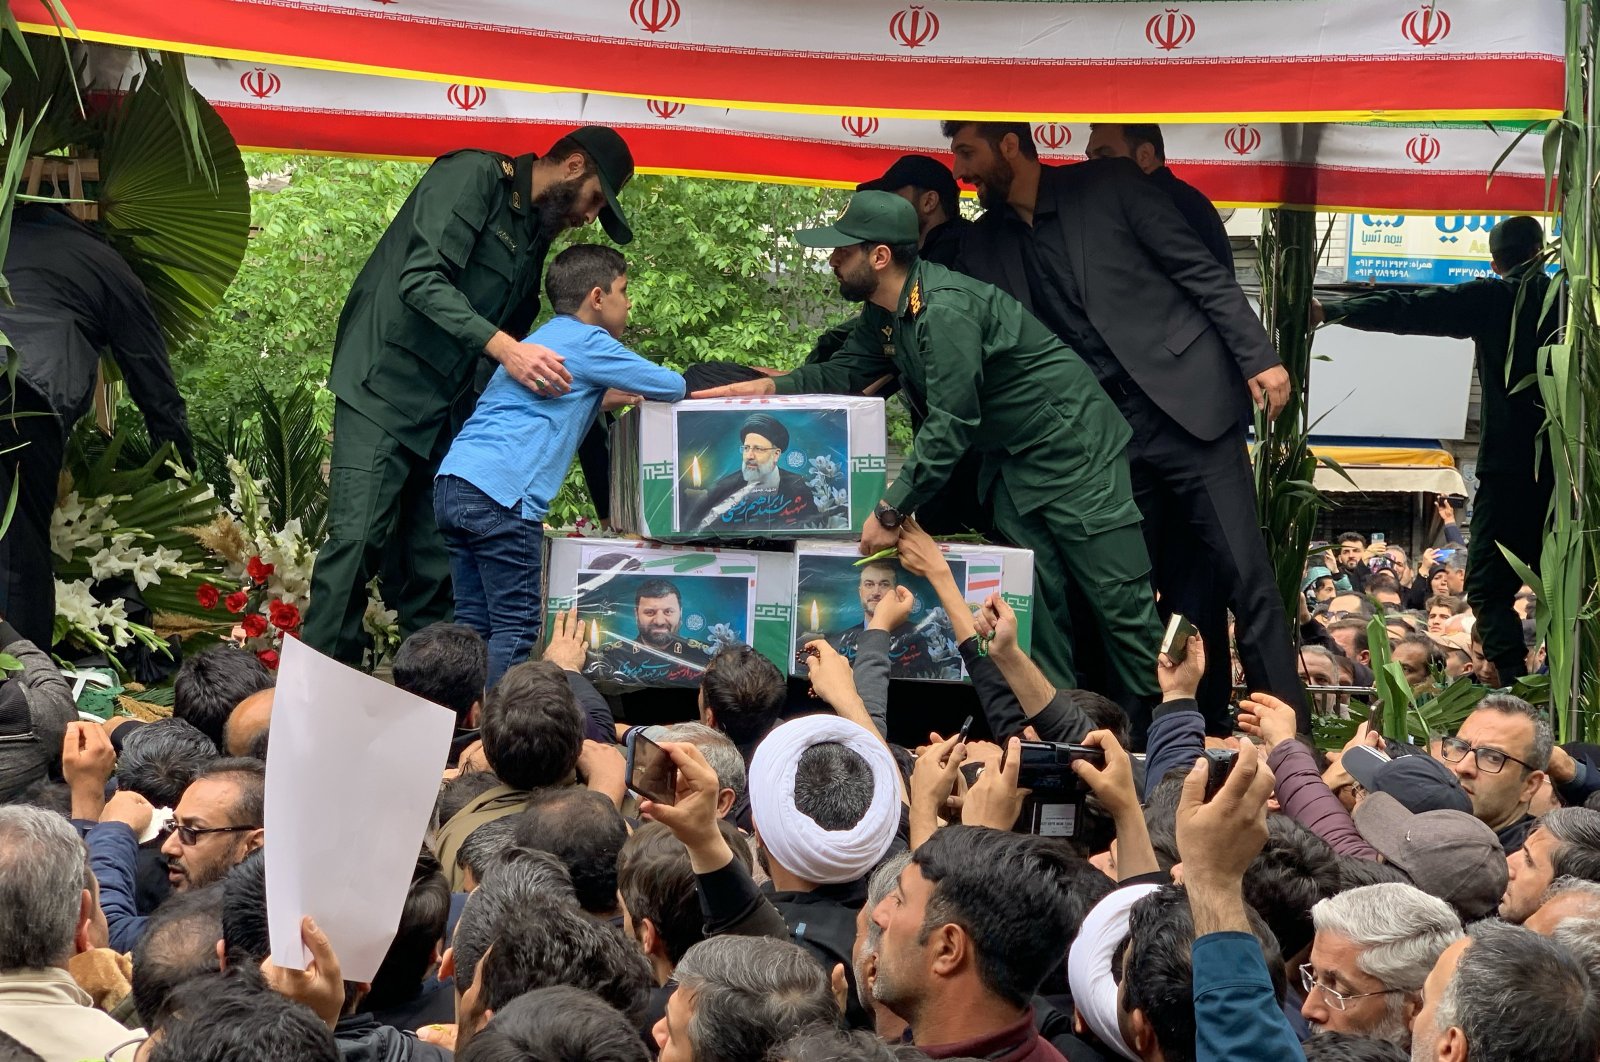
[305,127,636,667]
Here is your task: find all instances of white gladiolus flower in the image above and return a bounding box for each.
[54,579,102,631]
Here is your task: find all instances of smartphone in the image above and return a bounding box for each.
[627,733,677,805]
[957,715,975,744]
[1203,749,1237,801]
[1435,548,1456,562]
[1372,532,1386,546]
[1161,614,1197,663]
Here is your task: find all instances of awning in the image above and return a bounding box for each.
[1310,439,1467,495]
[180,57,1555,212]
[16,0,1563,122]
[13,0,1565,212]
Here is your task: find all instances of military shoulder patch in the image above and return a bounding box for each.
[501,159,515,177]
[907,278,925,319]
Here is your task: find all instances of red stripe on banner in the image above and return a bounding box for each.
[967,579,1002,592]
[16,0,1563,119]
[211,105,1554,213]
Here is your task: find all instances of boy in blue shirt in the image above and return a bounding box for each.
[436,244,685,686]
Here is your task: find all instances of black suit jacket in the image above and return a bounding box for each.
[958,158,1279,442]
[1150,165,1234,271]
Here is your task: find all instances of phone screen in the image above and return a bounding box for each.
[629,734,678,805]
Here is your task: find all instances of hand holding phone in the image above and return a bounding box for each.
[1160,614,1197,664]
[627,733,678,806]
[1203,749,1238,801]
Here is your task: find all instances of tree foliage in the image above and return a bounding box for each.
[170,153,425,425]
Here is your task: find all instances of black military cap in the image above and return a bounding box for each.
[566,125,635,245]
[857,154,959,214]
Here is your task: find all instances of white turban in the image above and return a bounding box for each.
[1067,883,1160,1062]
[748,714,901,885]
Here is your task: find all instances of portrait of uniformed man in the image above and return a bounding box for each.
[590,577,715,687]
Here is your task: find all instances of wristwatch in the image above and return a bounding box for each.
[875,502,904,530]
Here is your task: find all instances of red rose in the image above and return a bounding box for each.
[247,556,276,585]
[269,601,301,632]
[241,612,269,638]
[224,591,250,614]
[196,584,220,610]
[256,649,280,670]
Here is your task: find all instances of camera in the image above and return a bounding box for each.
[959,740,1105,838]
[1204,748,1237,801]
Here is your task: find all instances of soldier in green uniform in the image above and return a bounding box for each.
[696,191,1162,710]
[304,126,635,666]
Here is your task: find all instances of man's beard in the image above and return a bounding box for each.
[868,945,914,1015]
[837,259,878,303]
[974,156,1015,212]
[642,627,674,648]
[536,175,590,239]
[742,457,778,485]
[1313,998,1413,1052]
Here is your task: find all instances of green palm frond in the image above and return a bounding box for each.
[248,378,329,542]
[97,61,249,347]
[194,377,331,543]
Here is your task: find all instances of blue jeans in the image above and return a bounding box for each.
[433,475,544,689]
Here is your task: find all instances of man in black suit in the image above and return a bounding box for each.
[943,120,1304,741]
[1084,123,1233,270]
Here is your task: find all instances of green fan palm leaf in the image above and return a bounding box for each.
[97,61,248,347]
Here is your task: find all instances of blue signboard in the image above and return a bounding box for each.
[1346,214,1559,285]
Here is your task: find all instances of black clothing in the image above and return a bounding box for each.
[368,981,455,1035]
[0,381,66,647]
[0,207,194,647]
[685,468,821,532]
[1326,262,1559,682]
[642,982,675,1056]
[1119,390,1305,737]
[334,1013,451,1061]
[768,880,871,1029]
[134,844,172,916]
[1149,166,1233,271]
[920,216,970,270]
[1498,813,1539,856]
[958,158,1302,736]
[0,206,193,460]
[958,158,1278,442]
[1033,995,1118,1062]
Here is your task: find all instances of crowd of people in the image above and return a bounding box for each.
[1297,503,1543,711]
[3,506,1600,1061]
[0,97,1580,1060]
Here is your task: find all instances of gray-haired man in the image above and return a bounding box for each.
[1409,920,1600,1061]
[1300,883,1461,1050]
[0,806,143,1060]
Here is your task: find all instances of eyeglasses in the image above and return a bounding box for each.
[1299,965,1405,1011]
[740,444,780,455]
[105,1035,148,1061]
[170,822,259,845]
[1439,735,1535,775]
